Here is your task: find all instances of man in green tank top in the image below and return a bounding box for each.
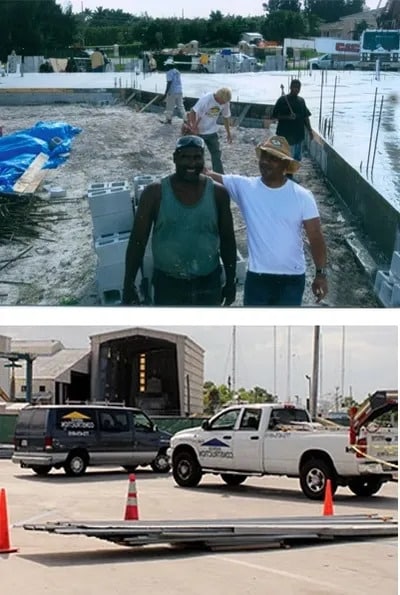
[123,135,237,306]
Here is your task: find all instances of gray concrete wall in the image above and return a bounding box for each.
[308,135,400,264]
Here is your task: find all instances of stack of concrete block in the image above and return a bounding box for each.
[88,181,134,305]
[374,251,400,307]
[133,174,162,207]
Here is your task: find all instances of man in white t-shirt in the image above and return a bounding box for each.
[161,58,186,124]
[205,135,328,306]
[186,88,232,173]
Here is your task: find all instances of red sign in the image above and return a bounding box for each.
[335,42,360,52]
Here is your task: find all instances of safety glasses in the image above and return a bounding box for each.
[175,135,205,151]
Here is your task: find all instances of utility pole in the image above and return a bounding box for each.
[341,326,346,401]
[232,326,236,394]
[273,326,277,399]
[310,326,320,419]
[286,326,291,402]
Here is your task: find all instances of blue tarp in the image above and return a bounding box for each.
[0,121,82,193]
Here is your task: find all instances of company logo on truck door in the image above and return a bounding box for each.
[199,437,233,459]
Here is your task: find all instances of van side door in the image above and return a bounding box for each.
[96,409,133,465]
[131,411,160,466]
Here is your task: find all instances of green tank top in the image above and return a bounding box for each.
[152,176,220,278]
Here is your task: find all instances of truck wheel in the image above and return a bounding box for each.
[64,452,87,476]
[221,473,247,486]
[32,465,52,476]
[151,452,170,473]
[348,478,383,497]
[300,459,337,500]
[173,451,202,487]
[123,466,138,473]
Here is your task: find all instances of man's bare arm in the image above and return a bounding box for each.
[122,185,159,304]
[215,183,237,305]
[304,217,328,303]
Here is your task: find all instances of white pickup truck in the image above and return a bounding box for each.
[169,403,398,500]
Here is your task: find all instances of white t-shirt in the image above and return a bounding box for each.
[222,175,320,275]
[192,92,231,135]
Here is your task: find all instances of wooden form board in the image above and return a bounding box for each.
[13,152,49,194]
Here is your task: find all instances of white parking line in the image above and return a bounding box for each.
[218,556,348,593]
[13,509,59,527]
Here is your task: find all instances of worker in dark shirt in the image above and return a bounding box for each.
[272,79,314,165]
[122,135,237,306]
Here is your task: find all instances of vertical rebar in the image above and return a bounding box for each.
[330,75,338,141]
[318,70,324,132]
[371,95,384,173]
[366,87,378,172]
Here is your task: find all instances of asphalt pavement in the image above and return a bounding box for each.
[0,460,397,595]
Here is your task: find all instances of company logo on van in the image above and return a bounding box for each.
[60,411,95,434]
[61,411,91,420]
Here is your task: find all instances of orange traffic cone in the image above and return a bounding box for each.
[0,488,18,554]
[322,479,334,516]
[124,474,139,521]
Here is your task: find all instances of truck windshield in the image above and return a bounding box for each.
[362,31,400,52]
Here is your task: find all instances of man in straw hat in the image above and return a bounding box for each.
[205,135,328,306]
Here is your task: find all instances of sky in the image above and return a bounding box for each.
[58,0,382,19]
[1,324,397,407]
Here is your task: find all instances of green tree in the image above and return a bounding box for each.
[303,0,365,23]
[263,0,301,13]
[0,0,76,60]
[264,10,307,43]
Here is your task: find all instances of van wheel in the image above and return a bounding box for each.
[300,458,337,500]
[64,453,87,476]
[221,473,247,486]
[348,478,383,497]
[151,452,170,473]
[173,450,202,487]
[32,465,52,476]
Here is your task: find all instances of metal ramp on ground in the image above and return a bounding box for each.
[24,514,398,551]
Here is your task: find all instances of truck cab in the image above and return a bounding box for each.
[308,52,359,70]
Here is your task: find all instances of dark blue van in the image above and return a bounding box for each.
[12,404,171,476]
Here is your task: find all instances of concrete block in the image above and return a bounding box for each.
[374,269,388,295]
[91,209,133,237]
[49,186,66,198]
[376,271,393,308]
[88,181,129,193]
[94,231,130,267]
[96,261,125,291]
[389,251,400,281]
[98,287,123,306]
[88,187,132,218]
[390,282,400,307]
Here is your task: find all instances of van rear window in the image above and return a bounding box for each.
[16,408,47,432]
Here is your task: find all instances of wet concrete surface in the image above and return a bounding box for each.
[1,70,399,210]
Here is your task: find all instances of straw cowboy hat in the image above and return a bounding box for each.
[256,135,300,174]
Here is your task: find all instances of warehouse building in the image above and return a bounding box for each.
[0,328,205,416]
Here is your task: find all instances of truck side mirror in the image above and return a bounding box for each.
[201,420,209,430]
[153,424,158,432]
